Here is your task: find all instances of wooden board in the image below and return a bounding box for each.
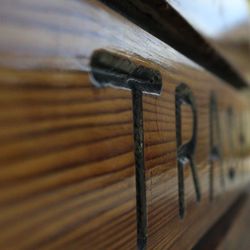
[0,0,250,249]
[98,0,248,89]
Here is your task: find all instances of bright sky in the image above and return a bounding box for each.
[168,0,249,37]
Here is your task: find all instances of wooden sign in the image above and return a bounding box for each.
[0,0,249,249]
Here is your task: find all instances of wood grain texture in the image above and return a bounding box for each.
[0,70,137,249]
[0,0,250,249]
[1,0,247,88]
[0,64,249,249]
[99,0,248,88]
[0,0,194,71]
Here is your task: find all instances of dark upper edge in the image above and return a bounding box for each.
[99,0,248,89]
[90,49,162,95]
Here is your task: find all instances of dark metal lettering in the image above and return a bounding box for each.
[239,115,246,178]
[175,83,201,218]
[227,107,236,180]
[90,50,162,250]
[209,93,224,200]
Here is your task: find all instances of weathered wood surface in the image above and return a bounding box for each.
[0,0,195,71]
[0,0,250,249]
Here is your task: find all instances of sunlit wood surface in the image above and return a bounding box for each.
[0,0,250,249]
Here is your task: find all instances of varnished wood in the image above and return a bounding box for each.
[0,65,249,249]
[99,0,248,88]
[0,0,250,249]
[0,0,247,88]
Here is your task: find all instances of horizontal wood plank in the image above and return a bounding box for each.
[0,63,249,249]
[0,1,250,249]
